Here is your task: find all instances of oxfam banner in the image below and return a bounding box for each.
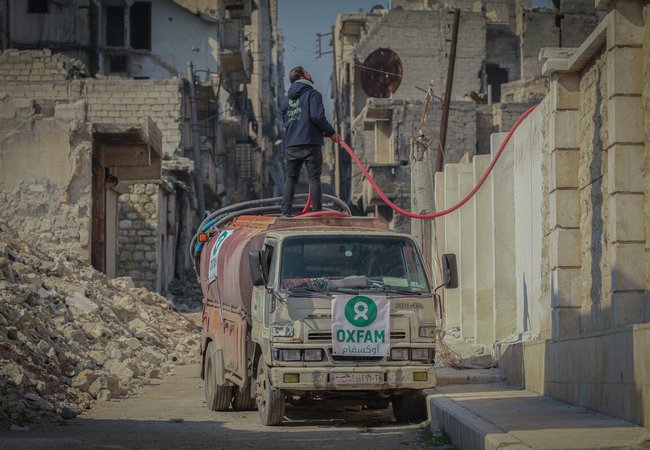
[208,230,234,282]
[332,295,390,356]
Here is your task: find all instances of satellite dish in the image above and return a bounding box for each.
[360,48,403,98]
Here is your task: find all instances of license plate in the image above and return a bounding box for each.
[332,372,383,384]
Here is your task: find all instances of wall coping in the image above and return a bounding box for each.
[540,13,608,76]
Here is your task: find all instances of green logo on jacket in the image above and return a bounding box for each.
[287,98,301,121]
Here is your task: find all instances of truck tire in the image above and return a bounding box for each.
[204,342,232,411]
[232,382,257,411]
[391,391,427,423]
[255,363,285,425]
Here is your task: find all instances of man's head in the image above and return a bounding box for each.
[289,66,313,83]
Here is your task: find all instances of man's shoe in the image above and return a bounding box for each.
[280,212,291,218]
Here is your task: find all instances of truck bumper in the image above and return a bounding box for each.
[269,365,436,391]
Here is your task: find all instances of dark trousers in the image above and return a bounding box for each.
[281,144,322,214]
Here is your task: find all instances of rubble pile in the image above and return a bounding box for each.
[0,222,200,428]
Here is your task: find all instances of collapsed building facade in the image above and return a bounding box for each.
[328,0,603,231]
[0,0,285,294]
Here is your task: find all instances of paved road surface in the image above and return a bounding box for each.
[0,364,439,449]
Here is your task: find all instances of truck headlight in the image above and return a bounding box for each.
[390,348,409,361]
[411,348,431,361]
[272,326,294,338]
[274,349,301,361]
[419,326,435,337]
[303,349,323,361]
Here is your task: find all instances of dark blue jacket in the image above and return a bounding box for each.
[281,81,335,147]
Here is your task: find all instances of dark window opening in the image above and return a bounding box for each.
[108,55,127,72]
[27,0,49,13]
[485,64,509,103]
[105,6,126,47]
[130,2,152,50]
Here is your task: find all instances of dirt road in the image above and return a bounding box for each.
[0,364,441,449]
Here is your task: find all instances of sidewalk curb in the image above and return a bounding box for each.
[428,393,531,450]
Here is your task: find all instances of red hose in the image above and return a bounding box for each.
[296,102,538,220]
[301,187,312,214]
[339,103,539,220]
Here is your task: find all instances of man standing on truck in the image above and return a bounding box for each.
[280,66,341,217]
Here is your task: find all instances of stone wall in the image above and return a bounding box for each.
[117,183,164,292]
[0,102,93,262]
[351,8,486,113]
[0,49,86,81]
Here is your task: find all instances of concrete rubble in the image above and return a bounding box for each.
[0,221,200,429]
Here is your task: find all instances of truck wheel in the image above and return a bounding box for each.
[204,342,232,411]
[255,363,285,425]
[232,382,257,411]
[391,391,427,423]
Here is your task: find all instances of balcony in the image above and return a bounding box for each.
[219,20,252,84]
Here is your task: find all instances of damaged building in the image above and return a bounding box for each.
[0,0,285,295]
[328,0,603,231]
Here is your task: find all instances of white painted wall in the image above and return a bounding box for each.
[436,107,548,346]
[512,106,545,335]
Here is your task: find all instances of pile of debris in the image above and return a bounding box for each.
[0,222,200,429]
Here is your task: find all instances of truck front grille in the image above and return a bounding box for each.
[331,354,384,363]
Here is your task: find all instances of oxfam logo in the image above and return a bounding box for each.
[344,296,378,327]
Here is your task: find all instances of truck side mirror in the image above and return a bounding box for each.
[442,253,458,289]
[249,250,266,286]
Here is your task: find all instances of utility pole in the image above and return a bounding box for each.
[435,8,460,172]
[187,61,206,219]
[410,81,435,272]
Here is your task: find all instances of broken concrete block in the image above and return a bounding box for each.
[65,292,99,315]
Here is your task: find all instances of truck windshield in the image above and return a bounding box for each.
[280,236,430,293]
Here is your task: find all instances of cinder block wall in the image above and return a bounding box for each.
[435,1,650,426]
[0,50,183,157]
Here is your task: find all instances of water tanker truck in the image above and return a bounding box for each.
[192,199,457,426]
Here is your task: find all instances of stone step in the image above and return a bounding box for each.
[427,383,650,450]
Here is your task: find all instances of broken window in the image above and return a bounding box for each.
[485,64,509,103]
[27,0,49,13]
[130,2,152,50]
[105,5,126,47]
[374,120,393,164]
